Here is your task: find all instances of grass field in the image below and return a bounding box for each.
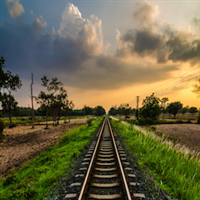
[1,115,88,127]
[0,116,103,200]
[111,118,200,200]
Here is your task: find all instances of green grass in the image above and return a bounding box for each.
[0,116,104,200]
[111,119,200,200]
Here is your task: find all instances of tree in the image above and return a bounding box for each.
[1,93,18,127]
[180,107,189,115]
[0,60,22,127]
[160,97,169,120]
[82,105,94,116]
[36,76,66,128]
[0,56,6,97]
[189,107,198,115]
[139,93,161,121]
[93,106,106,116]
[192,79,200,98]
[30,73,34,128]
[108,106,118,115]
[68,101,75,122]
[167,101,183,118]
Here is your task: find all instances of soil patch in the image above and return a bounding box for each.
[156,124,200,152]
[0,118,87,178]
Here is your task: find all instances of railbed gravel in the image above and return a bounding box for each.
[45,121,174,200]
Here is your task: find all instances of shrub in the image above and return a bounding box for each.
[87,118,93,126]
[175,119,183,124]
[138,118,154,125]
[197,113,200,124]
[0,118,5,140]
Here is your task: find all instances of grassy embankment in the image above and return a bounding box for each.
[111,118,200,200]
[1,115,88,127]
[0,116,104,200]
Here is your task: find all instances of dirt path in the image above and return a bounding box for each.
[156,124,200,152]
[0,118,87,178]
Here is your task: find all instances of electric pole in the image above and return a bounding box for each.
[30,73,34,128]
[136,96,139,121]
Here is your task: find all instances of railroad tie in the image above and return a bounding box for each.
[95,167,116,171]
[128,174,136,178]
[65,193,77,199]
[79,167,87,171]
[133,193,145,198]
[91,183,119,187]
[88,194,121,199]
[70,182,81,187]
[93,174,118,178]
[96,162,116,166]
[82,162,89,165]
[75,174,84,178]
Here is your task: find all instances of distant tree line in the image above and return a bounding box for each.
[108,93,200,124]
[108,104,134,118]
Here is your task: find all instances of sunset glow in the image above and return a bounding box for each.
[1,0,200,111]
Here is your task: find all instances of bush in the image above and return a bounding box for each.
[175,119,183,124]
[87,118,93,126]
[0,118,5,140]
[197,113,200,124]
[138,118,154,125]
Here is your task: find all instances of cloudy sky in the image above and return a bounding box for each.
[0,0,200,111]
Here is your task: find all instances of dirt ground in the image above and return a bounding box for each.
[156,124,200,152]
[0,118,87,178]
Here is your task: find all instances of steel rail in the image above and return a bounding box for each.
[78,116,106,200]
[107,116,132,200]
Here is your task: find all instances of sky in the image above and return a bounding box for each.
[0,0,200,112]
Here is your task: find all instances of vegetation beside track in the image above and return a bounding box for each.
[1,115,88,127]
[111,118,200,200]
[0,116,104,200]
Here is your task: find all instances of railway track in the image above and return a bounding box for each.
[65,116,146,200]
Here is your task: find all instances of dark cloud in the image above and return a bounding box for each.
[117,2,200,65]
[0,2,191,91]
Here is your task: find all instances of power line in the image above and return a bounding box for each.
[129,67,200,105]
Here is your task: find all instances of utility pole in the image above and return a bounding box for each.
[136,96,139,121]
[30,73,34,128]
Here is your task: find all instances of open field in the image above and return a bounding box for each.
[0,117,88,178]
[115,114,198,123]
[1,115,88,127]
[156,124,200,152]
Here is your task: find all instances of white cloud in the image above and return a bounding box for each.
[57,3,103,55]
[31,10,47,31]
[6,0,24,18]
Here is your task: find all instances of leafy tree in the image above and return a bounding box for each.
[68,101,75,122]
[0,57,5,138]
[189,107,198,115]
[82,105,94,116]
[180,106,189,115]
[1,94,18,127]
[93,106,106,116]
[139,93,161,121]
[108,106,118,115]
[192,79,200,98]
[36,76,65,128]
[0,58,22,127]
[52,86,67,125]
[0,57,6,96]
[167,101,183,118]
[160,97,169,120]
